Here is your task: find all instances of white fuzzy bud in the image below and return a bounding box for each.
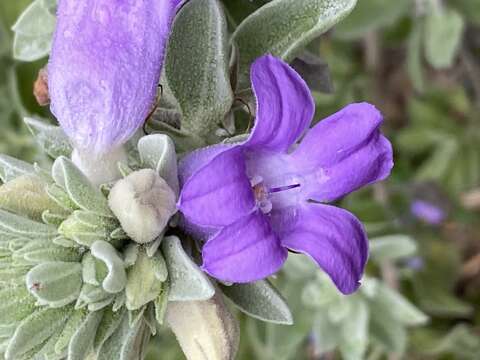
[108,168,176,244]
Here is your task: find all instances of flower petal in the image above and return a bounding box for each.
[275,204,368,294]
[178,148,255,227]
[178,144,232,186]
[202,211,287,283]
[49,0,180,154]
[292,103,393,201]
[245,55,314,153]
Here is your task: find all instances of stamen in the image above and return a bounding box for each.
[269,184,301,194]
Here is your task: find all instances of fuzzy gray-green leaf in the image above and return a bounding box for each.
[165,0,233,138]
[222,280,293,325]
[232,0,358,88]
[5,306,72,360]
[162,236,215,301]
[138,134,179,195]
[24,117,73,158]
[125,249,163,311]
[52,157,112,217]
[68,310,104,360]
[0,209,57,238]
[0,155,35,183]
[26,262,83,308]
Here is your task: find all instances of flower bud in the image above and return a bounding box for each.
[166,291,239,360]
[108,169,176,244]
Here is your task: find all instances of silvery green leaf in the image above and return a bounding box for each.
[82,252,108,286]
[88,297,115,312]
[162,236,215,301]
[76,284,112,309]
[0,175,64,221]
[0,209,57,238]
[112,293,126,312]
[30,327,63,360]
[5,306,72,360]
[0,155,35,183]
[138,135,179,195]
[42,211,69,226]
[97,314,149,360]
[0,285,36,324]
[144,304,157,336]
[52,157,113,217]
[231,0,358,88]
[26,262,83,308]
[11,0,55,61]
[221,280,293,325]
[369,235,417,262]
[370,283,428,326]
[41,0,57,14]
[52,236,78,248]
[68,310,104,360]
[12,0,55,36]
[125,249,163,311]
[424,8,464,69]
[166,292,239,360]
[24,118,73,158]
[17,242,82,264]
[146,236,163,257]
[338,298,369,360]
[154,282,169,325]
[165,0,234,138]
[46,184,78,212]
[369,309,407,354]
[128,307,146,328]
[0,267,29,285]
[13,29,52,62]
[58,211,117,247]
[91,241,127,294]
[94,307,126,353]
[54,309,88,355]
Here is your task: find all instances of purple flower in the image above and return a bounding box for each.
[49,0,183,155]
[178,55,393,294]
[411,200,446,225]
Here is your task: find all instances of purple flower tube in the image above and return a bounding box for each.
[178,55,394,295]
[48,0,183,182]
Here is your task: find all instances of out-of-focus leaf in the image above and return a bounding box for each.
[291,51,333,93]
[369,235,417,262]
[334,0,410,40]
[424,8,464,69]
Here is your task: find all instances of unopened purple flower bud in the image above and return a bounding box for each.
[49,0,183,155]
[411,200,446,225]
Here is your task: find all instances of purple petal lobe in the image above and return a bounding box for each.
[202,211,287,283]
[245,55,314,153]
[178,148,255,227]
[179,144,232,186]
[276,204,368,294]
[293,103,393,201]
[49,0,179,154]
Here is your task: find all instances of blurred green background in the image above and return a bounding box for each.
[1,0,480,359]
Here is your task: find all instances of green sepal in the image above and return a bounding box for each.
[162,236,215,301]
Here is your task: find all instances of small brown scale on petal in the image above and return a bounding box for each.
[33,67,50,106]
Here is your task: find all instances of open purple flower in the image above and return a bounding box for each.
[49,0,183,155]
[178,55,393,294]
